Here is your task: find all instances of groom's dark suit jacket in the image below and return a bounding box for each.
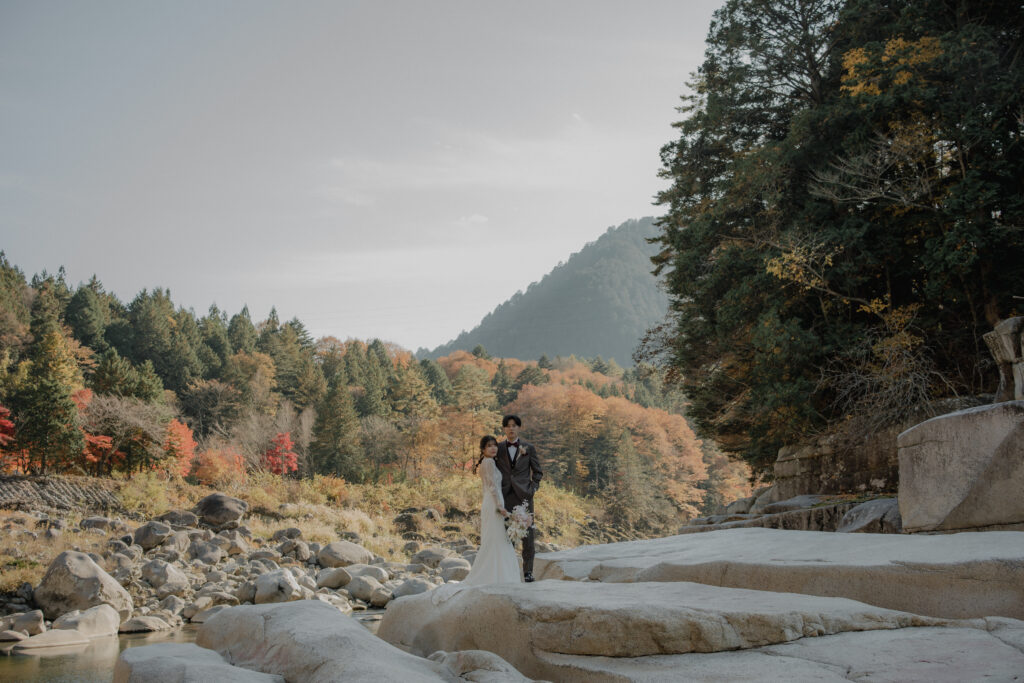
[495,439,543,509]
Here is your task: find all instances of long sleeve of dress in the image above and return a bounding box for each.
[480,459,505,514]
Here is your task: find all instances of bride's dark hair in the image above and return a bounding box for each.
[474,435,498,473]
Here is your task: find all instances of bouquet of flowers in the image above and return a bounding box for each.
[504,502,534,548]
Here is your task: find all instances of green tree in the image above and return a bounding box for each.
[10,284,84,473]
[66,280,109,352]
[91,348,163,401]
[452,365,497,413]
[419,358,453,405]
[310,384,363,479]
[490,360,516,406]
[228,306,258,354]
[388,361,439,420]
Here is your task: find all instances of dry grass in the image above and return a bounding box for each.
[0,510,111,592]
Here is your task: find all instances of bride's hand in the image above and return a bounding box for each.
[498,507,509,517]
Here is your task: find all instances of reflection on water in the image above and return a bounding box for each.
[0,610,385,682]
[0,626,199,683]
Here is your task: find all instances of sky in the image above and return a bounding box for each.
[1,0,721,352]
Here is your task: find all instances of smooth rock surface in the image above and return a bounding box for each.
[898,401,1024,532]
[118,616,173,633]
[114,642,284,683]
[34,550,134,620]
[379,581,941,670]
[837,498,902,533]
[12,628,90,650]
[254,569,302,604]
[51,604,120,638]
[534,624,1024,682]
[317,540,373,568]
[194,493,248,527]
[533,528,1024,619]
[196,600,531,682]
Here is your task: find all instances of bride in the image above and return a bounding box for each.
[460,435,523,586]
[433,435,521,604]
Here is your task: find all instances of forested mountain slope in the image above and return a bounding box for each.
[423,217,667,365]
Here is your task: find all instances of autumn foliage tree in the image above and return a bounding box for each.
[262,432,298,475]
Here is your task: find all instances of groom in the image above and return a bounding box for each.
[496,414,543,582]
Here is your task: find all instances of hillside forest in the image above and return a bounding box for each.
[0,255,749,533]
[647,0,1024,473]
[423,217,668,365]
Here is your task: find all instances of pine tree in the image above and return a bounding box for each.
[419,358,453,405]
[228,306,258,354]
[310,384,363,479]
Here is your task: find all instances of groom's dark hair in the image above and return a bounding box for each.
[502,414,522,427]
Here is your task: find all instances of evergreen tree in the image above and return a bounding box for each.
[10,284,84,473]
[199,305,233,379]
[453,365,497,413]
[419,358,453,405]
[388,361,439,420]
[66,282,109,352]
[490,360,516,406]
[91,348,163,401]
[310,384,363,478]
[537,354,553,370]
[227,305,258,354]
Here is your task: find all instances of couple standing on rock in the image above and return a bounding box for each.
[463,414,543,587]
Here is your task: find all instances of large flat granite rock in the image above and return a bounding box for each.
[379,580,947,678]
[533,528,1024,619]
[535,620,1024,682]
[196,599,531,682]
[898,401,1024,532]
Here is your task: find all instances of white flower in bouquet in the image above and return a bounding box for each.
[504,502,534,548]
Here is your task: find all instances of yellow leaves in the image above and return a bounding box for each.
[765,240,840,292]
[841,35,943,98]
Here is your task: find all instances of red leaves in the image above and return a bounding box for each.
[262,432,298,476]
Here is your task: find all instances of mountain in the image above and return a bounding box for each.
[420,217,668,365]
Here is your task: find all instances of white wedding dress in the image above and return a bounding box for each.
[433,457,521,603]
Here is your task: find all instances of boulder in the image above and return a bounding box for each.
[533,528,1024,620]
[837,498,902,533]
[11,609,44,636]
[191,540,225,565]
[441,565,470,582]
[317,540,373,568]
[254,569,302,604]
[141,559,190,598]
[196,600,528,682]
[52,604,120,638]
[133,521,172,550]
[219,530,251,556]
[12,629,90,650]
[160,530,192,554]
[114,642,284,683]
[898,401,1024,532]
[81,516,118,531]
[194,493,249,527]
[393,577,436,599]
[346,575,384,603]
[118,616,173,633]
[316,567,352,589]
[410,546,454,568]
[345,563,389,582]
[34,550,133,620]
[155,509,200,528]
[0,630,27,642]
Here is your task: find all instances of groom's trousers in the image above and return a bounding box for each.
[519,495,536,574]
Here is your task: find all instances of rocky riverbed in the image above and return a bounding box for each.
[0,490,559,658]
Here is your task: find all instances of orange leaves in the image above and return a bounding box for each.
[194,446,246,487]
[163,419,197,478]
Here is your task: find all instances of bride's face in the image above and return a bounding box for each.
[484,441,498,458]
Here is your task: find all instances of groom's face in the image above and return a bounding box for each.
[503,422,520,442]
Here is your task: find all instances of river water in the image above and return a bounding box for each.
[0,610,384,682]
